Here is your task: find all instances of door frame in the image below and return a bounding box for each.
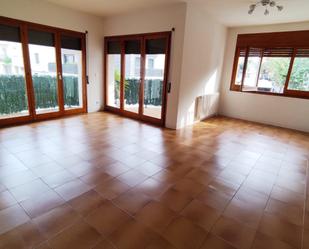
[0,16,88,127]
[104,31,171,126]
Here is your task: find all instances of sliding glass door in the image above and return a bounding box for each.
[104,32,170,126]
[28,29,60,115]
[143,37,168,120]
[106,40,121,109]
[61,34,85,111]
[0,17,87,126]
[124,39,141,114]
[0,23,30,120]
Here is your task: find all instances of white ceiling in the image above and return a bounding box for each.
[45,0,309,27]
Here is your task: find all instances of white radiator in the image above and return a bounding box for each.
[194,93,219,121]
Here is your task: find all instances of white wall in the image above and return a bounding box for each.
[219,21,309,132]
[102,3,187,129]
[0,0,104,112]
[176,3,227,129]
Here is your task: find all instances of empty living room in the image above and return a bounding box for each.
[0,0,309,248]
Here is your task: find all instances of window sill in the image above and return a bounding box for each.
[230,89,309,100]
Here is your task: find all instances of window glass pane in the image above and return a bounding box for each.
[288,49,309,92]
[235,49,246,85]
[124,40,140,114]
[107,41,121,108]
[243,48,262,89]
[257,48,292,93]
[257,57,290,93]
[29,30,59,114]
[61,36,83,110]
[144,38,166,119]
[0,25,29,119]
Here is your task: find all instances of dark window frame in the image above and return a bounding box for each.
[230,31,309,99]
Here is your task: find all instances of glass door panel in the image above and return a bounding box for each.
[28,29,59,114]
[106,41,121,108]
[0,24,30,119]
[124,40,141,114]
[143,38,167,119]
[61,35,83,110]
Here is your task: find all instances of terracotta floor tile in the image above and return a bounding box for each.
[211,216,256,249]
[200,233,238,249]
[117,169,149,187]
[135,201,176,233]
[181,199,221,231]
[133,177,171,198]
[33,204,80,238]
[0,204,30,235]
[113,189,151,215]
[258,213,302,249]
[30,162,64,178]
[41,170,76,188]
[135,161,163,176]
[79,171,112,187]
[303,229,309,249]
[1,170,38,189]
[101,162,130,177]
[265,198,304,226]
[270,186,305,208]
[208,178,240,196]
[152,169,181,184]
[224,198,264,229]
[0,221,44,249]
[19,190,64,219]
[54,179,91,201]
[158,188,193,213]
[92,238,117,249]
[0,190,17,211]
[0,113,308,249]
[173,178,204,197]
[48,220,101,249]
[234,187,269,209]
[185,168,214,186]
[68,190,105,216]
[95,178,131,200]
[144,235,176,249]
[34,241,52,249]
[197,187,232,212]
[85,200,131,236]
[109,219,159,249]
[9,179,51,202]
[163,216,207,249]
[66,161,96,177]
[251,232,296,249]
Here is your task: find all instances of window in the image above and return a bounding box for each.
[61,35,83,110]
[0,16,87,126]
[230,31,309,99]
[234,48,246,86]
[288,49,309,92]
[0,24,29,119]
[106,40,121,108]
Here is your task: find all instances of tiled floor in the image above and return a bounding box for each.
[0,112,308,249]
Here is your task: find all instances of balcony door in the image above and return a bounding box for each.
[104,32,171,126]
[0,17,87,126]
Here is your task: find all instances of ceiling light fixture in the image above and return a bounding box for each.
[248,0,284,15]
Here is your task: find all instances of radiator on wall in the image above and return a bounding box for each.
[194,93,220,121]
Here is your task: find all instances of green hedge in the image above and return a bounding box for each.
[124,79,163,106]
[0,75,79,115]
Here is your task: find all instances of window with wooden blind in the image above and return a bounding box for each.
[230,30,309,99]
